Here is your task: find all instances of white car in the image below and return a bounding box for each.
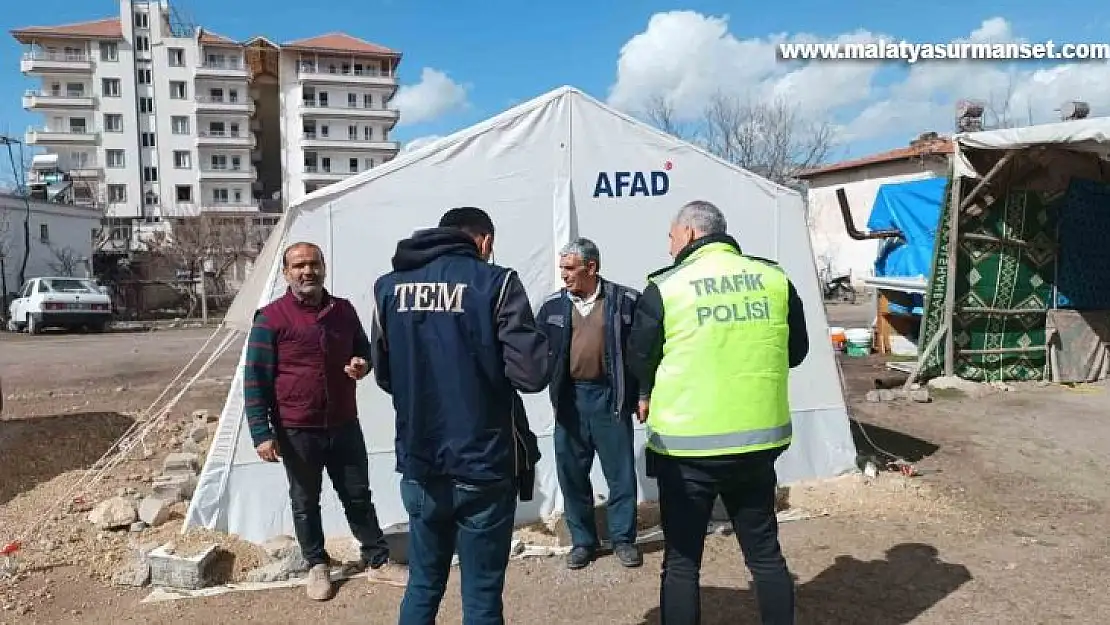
[6,276,113,334]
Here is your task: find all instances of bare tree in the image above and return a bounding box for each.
[46,245,82,276]
[0,208,12,316]
[982,72,1034,129]
[642,91,835,186]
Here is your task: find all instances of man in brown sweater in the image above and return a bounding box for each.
[537,238,643,570]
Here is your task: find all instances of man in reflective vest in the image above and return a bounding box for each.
[628,200,810,625]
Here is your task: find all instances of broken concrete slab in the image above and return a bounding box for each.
[152,473,197,502]
[186,425,208,443]
[113,557,152,587]
[162,452,200,474]
[148,543,220,590]
[138,496,172,527]
[88,497,138,530]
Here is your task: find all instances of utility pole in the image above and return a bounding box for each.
[0,136,32,288]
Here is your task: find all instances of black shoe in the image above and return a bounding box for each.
[614,543,643,568]
[566,546,595,570]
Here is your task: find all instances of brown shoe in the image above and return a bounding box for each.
[305,564,334,601]
[366,561,408,588]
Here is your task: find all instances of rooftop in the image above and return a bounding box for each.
[11,17,123,43]
[198,28,239,47]
[798,134,954,179]
[282,32,399,57]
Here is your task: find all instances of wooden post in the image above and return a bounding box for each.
[942,174,963,377]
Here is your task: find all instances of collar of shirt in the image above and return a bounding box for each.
[568,281,601,316]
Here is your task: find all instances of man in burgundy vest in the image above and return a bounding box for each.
[243,241,406,601]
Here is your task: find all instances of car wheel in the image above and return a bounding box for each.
[5,318,18,332]
[26,315,40,335]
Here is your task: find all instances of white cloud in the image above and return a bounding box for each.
[607,11,1110,148]
[400,135,443,153]
[393,68,469,126]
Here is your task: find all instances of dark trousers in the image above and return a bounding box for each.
[398,476,517,625]
[554,381,638,548]
[278,419,390,568]
[653,448,794,625]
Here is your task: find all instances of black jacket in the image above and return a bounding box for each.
[627,233,810,399]
[536,278,640,419]
[371,227,549,493]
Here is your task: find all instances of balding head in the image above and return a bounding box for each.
[668,200,728,258]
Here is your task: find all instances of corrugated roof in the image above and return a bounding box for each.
[282,32,397,56]
[199,29,239,46]
[11,17,123,43]
[798,138,954,179]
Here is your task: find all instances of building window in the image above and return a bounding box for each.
[103,114,123,132]
[143,166,158,182]
[168,48,185,67]
[139,97,154,113]
[365,157,375,169]
[39,224,49,243]
[173,151,192,169]
[106,150,125,168]
[363,94,373,109]
[349,158,358,173]
[348,125,357,140]
[144,192,159,206]
[134,12,149,29]
[141,132,156,147]
[228,89,240,103]
[101,78,121,97]
[208,87,224,102]
[363,126,373,141]
[107,184,127,203]
[231,156,242,170]
[169,81,187,99]
[135,36,150,52]
[348,93,357,108]
[171,116,190,134]
[68,118,87,133]
[212,188,229,203]
[99,42,118,61]
[136,68,152,84]
[175,185,192,202]
[210,155,227,170]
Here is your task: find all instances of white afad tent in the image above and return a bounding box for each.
[183,85,859,544]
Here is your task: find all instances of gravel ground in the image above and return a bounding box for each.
[1,308,1108,624]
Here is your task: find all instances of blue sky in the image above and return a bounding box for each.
[2,0,1109,180]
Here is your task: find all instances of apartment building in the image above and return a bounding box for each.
[11,0,401,251]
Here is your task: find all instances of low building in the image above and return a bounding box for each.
[0,192,100,302]
[798,133,953,285]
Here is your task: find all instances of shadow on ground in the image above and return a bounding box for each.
[851,420,940,463]
[638,543,972,624]
[0,411,134,505]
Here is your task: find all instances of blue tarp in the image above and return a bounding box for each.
[867,177,946,317]
[867,177,946,279]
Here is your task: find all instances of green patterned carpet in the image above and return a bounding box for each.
[918,181,1059,382]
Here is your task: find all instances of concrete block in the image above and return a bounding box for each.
[138,496,172,527]
[162,452,199,474]
[151,473,197,502]
[187,425,208,443]
[148,543,220,590]
[88,496,138,530]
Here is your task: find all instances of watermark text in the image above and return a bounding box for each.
[778,40,1110,63]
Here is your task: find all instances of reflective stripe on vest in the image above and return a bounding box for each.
[646,241,793,458]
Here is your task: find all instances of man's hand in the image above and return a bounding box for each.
[637,398,650,424]
[344,356,369,380]
[256,439,280,462]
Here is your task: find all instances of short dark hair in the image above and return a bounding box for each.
[282,241,323,268]
[438,207,495,237]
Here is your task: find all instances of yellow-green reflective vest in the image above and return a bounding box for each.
[646,241,792,457]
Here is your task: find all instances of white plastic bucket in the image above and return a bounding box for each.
[844,327,872,357]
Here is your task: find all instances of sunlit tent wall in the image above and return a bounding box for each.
[915,119,1110,383]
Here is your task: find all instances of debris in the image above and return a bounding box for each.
[130,522,148,533]
[191,409,217,424]
[909,388,931,403]
[162,453,200,475]
[88,497,138,530]
[186,425,208,443]
[151,474,197,502]
[138,497,172,528]
[244,535,309,582]
[927,375,993,398]
[148,543,220,590]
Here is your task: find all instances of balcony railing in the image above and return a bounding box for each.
[25,127,99,144]
[21,51,94,73]
[301,132,399,151]
[23,51,91,63]
[195,95,254,111]
[199,60,245,70]
[23,90,96,108]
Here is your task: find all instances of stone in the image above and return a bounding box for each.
[130,521,148,533]
[187,425,208,443]
[244,561,295,583]
[162,453,199,474]
[151,473,197,503]
[191,409,217,424]
[927,375,991,398]
[113,557,151,587]
[865,390,882,402]
[260,535,309,575]
[138,497,172,527]
[909,388,931,403]
[148,543,220,590]
[182,439,205,455]
[88,497,138,530]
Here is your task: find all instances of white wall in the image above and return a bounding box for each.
[806,158,948,284]
[0,195,100,298]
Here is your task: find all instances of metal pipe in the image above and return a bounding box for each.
[835,187,903,241]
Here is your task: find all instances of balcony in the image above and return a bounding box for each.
[296,64,398,90]
[301,132,399,152]
[21,51,94,74]
[302,165,350,183]
[202,201,260,214]
[23,90,95,110]
[299,101,400,126]
[196,129,255,147]
[195,95,254,114]
[25,127,99,145]
[199,165,256,181]
[195,60,249,80]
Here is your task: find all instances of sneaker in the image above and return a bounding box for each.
[566,546,594,570]
[366,561,408,588]
[305,564,334,601]
[614,543,643,568]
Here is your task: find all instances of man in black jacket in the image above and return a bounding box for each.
[371,207,549,625]
[537,237,643,570]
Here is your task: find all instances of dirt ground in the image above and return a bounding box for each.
[1,309,1108,624]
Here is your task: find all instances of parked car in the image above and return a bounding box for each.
[5,277,113,334]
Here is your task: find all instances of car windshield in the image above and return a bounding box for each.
[40,278,99,294]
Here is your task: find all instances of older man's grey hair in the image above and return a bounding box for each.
[560,237,601,270]
[674,200,728,236]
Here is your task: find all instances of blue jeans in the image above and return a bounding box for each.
[398,476,517,625]
[554,381,638,548]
